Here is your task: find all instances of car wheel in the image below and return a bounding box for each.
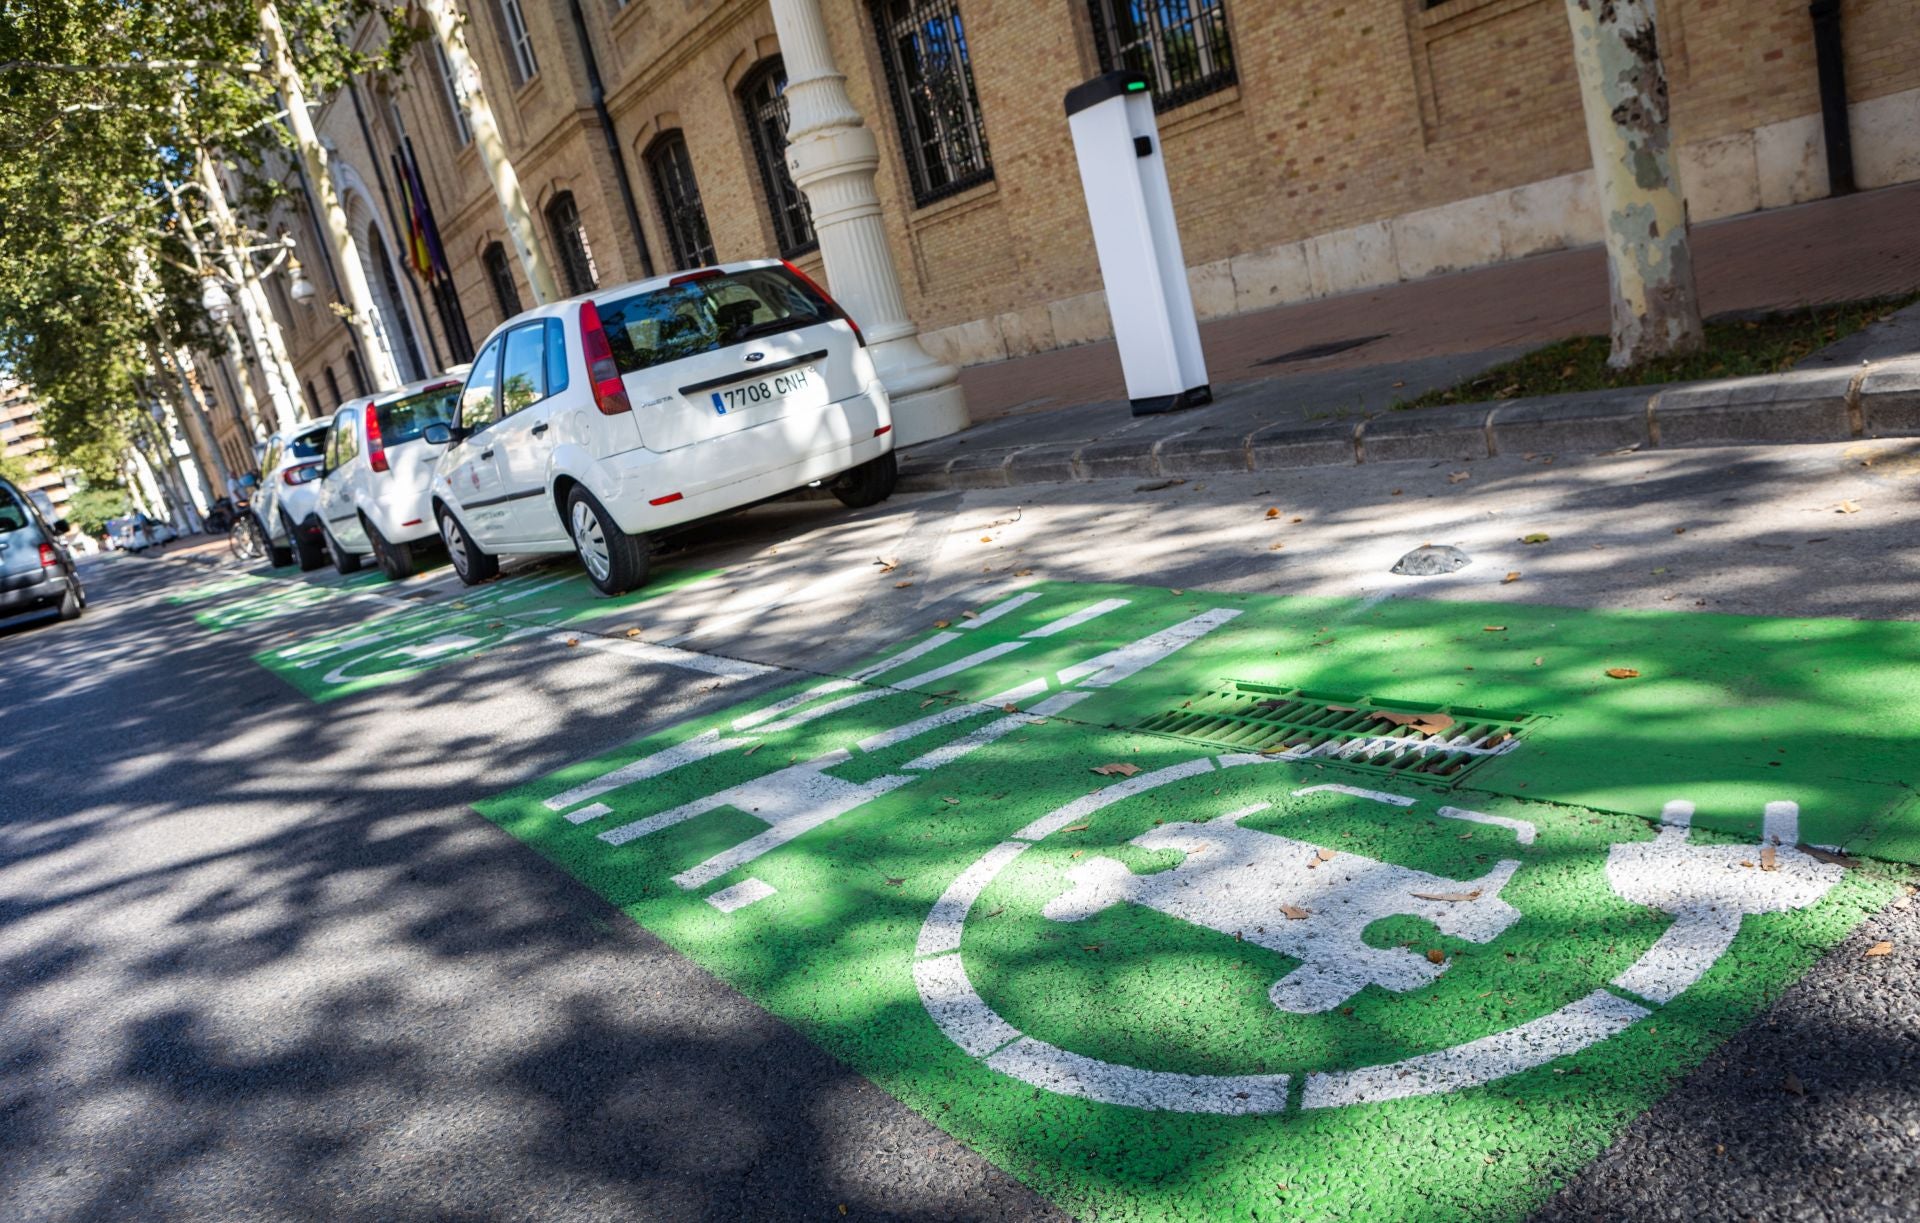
[438,507,498,586]
[264,514,294,568]
[365,516,416,582]
[323,525,363,575]
[829,451,898,509]
[567,486,649,596]
[56,581,82,621]
[286,513,326,572]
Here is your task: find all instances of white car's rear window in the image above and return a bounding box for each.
[599,266,835,375]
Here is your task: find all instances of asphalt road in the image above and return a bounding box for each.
[3,436,1916,1221]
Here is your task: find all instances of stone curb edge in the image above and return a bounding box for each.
[897,357,1920,492]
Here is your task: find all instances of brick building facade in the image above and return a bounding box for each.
[228,0,1920,430]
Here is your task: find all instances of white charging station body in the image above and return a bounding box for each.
[1065,71,1211,417]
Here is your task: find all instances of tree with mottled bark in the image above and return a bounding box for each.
[1564,0,1704,369]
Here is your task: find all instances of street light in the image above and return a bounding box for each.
[288,257,315,305]
[200,277,234,323]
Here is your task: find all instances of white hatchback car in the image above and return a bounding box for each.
[426,260,896,595]
[315,374,465,580]
[253,418,336,571]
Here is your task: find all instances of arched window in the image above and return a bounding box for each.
[545,191,599,296]
[305,380,323,419]
[738,58,816,258]
[871,0,992,206]
[483,242,522,322]
[1088,1,1236,110]
[646,132,717,270]
[322,366,342,409]
[346,350,369,396]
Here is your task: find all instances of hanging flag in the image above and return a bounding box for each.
[401,138,453,284]
[390,152,433,280]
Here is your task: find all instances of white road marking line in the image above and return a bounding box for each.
[986,1038,1291,1116]
[914,953,1026,1057]
[1300,990,1649,1108]
[554,632,776,678]
[1293,783,1416,807]
[916,841,1032,958]
[849,631,965,683]
[1437,805,1538,845]
[1610,909,1742,1005]
[1013,757,1218,842]
[860,678,1048,755]
[1056,608,1242,688]
[542,729,749,813]
[1023,597,1130,639]
[706,878,778,913]
[901,690,1089,772]
[957,591,1042,629]
[564,802,613,826]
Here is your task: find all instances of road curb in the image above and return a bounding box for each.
[898,355,1920,492]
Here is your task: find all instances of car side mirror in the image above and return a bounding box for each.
[422,421,454,446]
[52,518,69,534]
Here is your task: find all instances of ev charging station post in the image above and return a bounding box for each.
[1065,71,1211,417]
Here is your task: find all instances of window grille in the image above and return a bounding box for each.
[739,58,817,258]
[497,0,539,87]
[483,242,521,322]
[871,0,993,207]
[1089,0,1236,111]
[545,192,600,296]
[646,132,717,270]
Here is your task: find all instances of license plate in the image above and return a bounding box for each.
[710,365,817,416]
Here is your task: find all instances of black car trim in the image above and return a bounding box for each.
[463,487,547,510]
[678,349,829,396]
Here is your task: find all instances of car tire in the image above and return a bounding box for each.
[286,513,326,572]
[56,581,82,621]
[365,516,416,582]
[323,525,363,575]
[438,507,498,586]
[566,486,649,596]
[829,451,898,509]
[263,514,294,568]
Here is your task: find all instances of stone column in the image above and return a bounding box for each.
[768,0,969,446]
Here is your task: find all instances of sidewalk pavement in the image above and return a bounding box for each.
[906,183,1920,492]
[955,180,1920,424]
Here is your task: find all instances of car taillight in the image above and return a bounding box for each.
[580,300,632,416]
[669,269,723,286]
[364,402,388,473]
[38,543,56,567]
[282,463,315,486]
[782,260,865,347]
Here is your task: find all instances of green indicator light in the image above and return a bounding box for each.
[1126,81,1148,91]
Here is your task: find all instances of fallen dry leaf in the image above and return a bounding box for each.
[624,627,642,638]
[980,535,993,543]
[563,637,580,647]
[1532,656,1544,667]
[874,556,899,573]
[1448,471,1470,484]
[1783,1072,1806,1096]
[1605,667,1641,679]
[933,619,951,629]
[1864,940,1893,957]
[1063,823,1091,834]
[1001,703,1020,713]
[1836,500,1861,514]
[1483,625,1506,632]
[1760,846,1779,872]
[1426,948,1447,965]
[1265,507,1280,519]
[1521,533,1551,545]
[1316,847,1337,862]
[1070,850,1084,860]
[1292,516,1304,523]
[1368,710,1456,734]
[1411,889,1484,902]
[884,876,905,887]
[920,698,936,708]
[893,580,914,589]
[1081,942,1102,951]
[1281,905,1311,920]
[1092,762,1143,777]
[1170,588,1183,596]
[943,797,961,805]
[1797,844,1856,866]
[1014,568,1033,577]
[1502,571,1521,584]
[960,609,978,620]
[743,743,761,757]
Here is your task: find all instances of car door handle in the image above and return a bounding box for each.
[480,449,494,460]
[531,423,549,436]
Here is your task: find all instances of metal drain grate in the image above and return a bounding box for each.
[1132,681,1539,786]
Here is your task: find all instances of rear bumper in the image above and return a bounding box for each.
[0,566,58,613]
[594,383,893,536]
[361,491,440,546]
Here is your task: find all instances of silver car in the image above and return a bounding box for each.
[0,477,84,626]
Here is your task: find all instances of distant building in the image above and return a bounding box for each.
[0,377,78,511]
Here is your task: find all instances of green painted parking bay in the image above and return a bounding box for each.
[475,581,1911,1220]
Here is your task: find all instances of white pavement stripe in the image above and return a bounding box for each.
[916,841,1032,958]
[706,878,778,913]
[900,690,1088,772]
[543,729,748,812]
[914,954,1025,1058]
[563,802,612,826]
[1023,597,1130,639]
[958,591,1042,629]
[757,641,1033,737]
[1610,909,1742,1005]
[1300,989,1650,1109]
[848,631,964,683]
[1764,800,1801,847]
[554,633,777,678]
[986,1038,1291,1115]
[1013,757,1218,842]
[1294,784,1416,807]
[860,678,1048,755]
[1437,805,1538,845]
[731,679,860,731]
[1055,608,1242,689]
